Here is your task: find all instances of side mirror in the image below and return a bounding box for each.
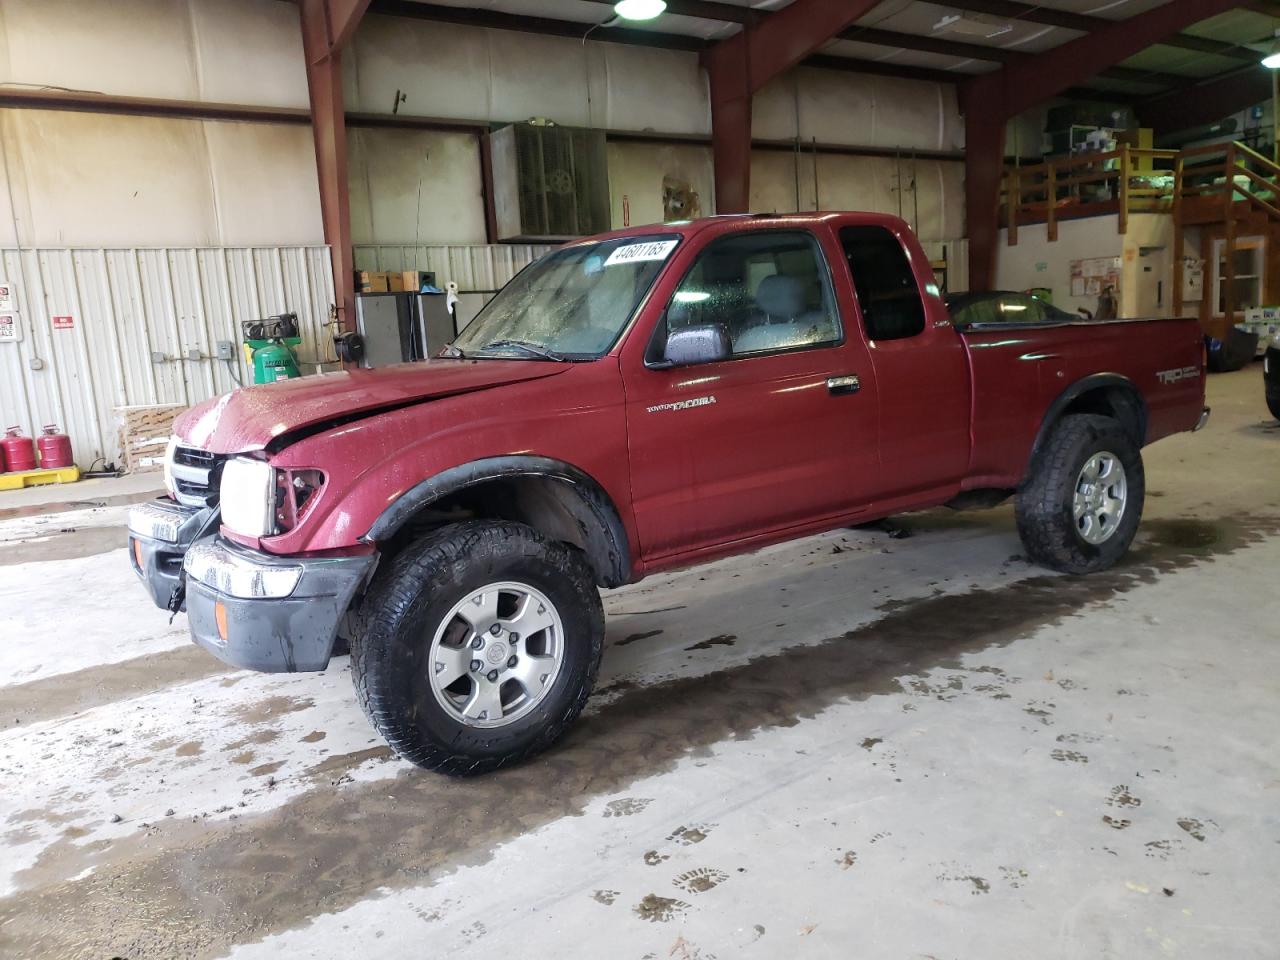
[663,324,731,367]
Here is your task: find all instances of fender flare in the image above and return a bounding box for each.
[1026,373,1147,475]
[362,455,633,587]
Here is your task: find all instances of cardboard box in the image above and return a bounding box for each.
[358,271,390,293]
[390,271,422,293]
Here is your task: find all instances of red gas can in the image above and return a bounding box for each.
[37,424,74,469]
[2,427,36,472]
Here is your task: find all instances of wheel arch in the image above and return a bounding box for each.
[362,456,633,588]
[1025,374,1147,481]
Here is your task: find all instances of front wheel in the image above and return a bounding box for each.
[1015,414,1145,574]
[350,520,604,775]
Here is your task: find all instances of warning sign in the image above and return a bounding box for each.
[52,315,74,329]
[0,314,19,342]
[0,283,13,312]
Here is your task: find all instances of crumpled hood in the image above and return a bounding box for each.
[175,359,570,453]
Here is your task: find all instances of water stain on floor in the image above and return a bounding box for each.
[684,634,736,651]
[0,526,129,566]
[232,696,315,725]
[617,630,663,647]
[5,646,229,726]
[1,515,1272,960]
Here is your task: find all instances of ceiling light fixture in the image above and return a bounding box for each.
[1263,29,1280,68]
[934,12,1013,38]
[614,0,666,21]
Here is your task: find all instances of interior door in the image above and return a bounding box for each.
[622,228,880,561]
[836,222,970,497]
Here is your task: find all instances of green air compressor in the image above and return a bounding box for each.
[241,313,302,384]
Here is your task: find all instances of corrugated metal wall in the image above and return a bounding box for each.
[0,246,335,469]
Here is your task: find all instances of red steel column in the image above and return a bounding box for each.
[706,44,752,214]
[702,0,888,214]
[300,0,370,333]
[965,110,1006,292]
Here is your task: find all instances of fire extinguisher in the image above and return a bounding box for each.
[37,424,74,469]
[2,427,37,473]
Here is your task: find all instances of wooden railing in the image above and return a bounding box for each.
[1002,141,1280,243]
[1174,140,1280,223]
[1002,146,1180,244]
[1169,142,1280,325]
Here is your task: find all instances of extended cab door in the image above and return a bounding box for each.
[621,225,880,562]
[835,221,970,498]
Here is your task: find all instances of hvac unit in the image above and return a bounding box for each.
[490,122,610,241]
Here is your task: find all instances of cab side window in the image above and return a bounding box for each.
[840,225,926,341]
[666,231,840,356]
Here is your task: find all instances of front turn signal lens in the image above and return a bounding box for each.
[132,538,144,571]
[214,600,229,642]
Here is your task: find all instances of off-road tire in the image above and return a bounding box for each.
[1268,393,1280,422]
[1015,414,1145,574]
[350,520,604,775]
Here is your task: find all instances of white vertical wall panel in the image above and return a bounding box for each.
[0,246,334,469]
[0,0,307,109]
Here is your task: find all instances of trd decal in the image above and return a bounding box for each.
[1155,366,1200,385]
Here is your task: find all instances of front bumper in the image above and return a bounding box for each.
[183,537,376,673]
[128,498,214,610]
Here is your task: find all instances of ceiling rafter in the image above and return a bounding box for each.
[1136,63,1271,132]
[952,0,1262,62]
[369,0,1147,100]
[837,25,1185,86]
[962,0,1245,118]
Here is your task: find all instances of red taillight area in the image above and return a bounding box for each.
[274,468,327,533]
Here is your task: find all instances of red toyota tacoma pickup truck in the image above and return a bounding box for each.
[128,213,1208,774]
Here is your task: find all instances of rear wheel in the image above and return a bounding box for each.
[351,520,604,775]
[1015,414,1145,574]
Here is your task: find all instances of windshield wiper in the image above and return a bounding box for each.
[479,339,566,361]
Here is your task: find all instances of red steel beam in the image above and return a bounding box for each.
[1136,66,1272,134]
[962,0,1242,290]
[965,0,1243,120]
[952,0,1259,62]
[702,0,886,212]
[299,0,371,333]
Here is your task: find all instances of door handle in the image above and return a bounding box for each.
[826,374,861,396]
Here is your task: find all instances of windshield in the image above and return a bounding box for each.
[452,234,680,359]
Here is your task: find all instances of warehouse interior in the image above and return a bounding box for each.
[1,1,1279,957]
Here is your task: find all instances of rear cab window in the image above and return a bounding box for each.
[658,230,842,358]
[839,225,926,341]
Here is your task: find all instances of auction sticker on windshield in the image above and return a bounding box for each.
[605,239,678,265]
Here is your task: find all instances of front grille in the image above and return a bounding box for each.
[171,445,227,507]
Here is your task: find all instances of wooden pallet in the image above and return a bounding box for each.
[115,404,185,473]
[0,465,80,490]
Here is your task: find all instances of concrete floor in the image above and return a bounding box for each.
[1,367,1277,960]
